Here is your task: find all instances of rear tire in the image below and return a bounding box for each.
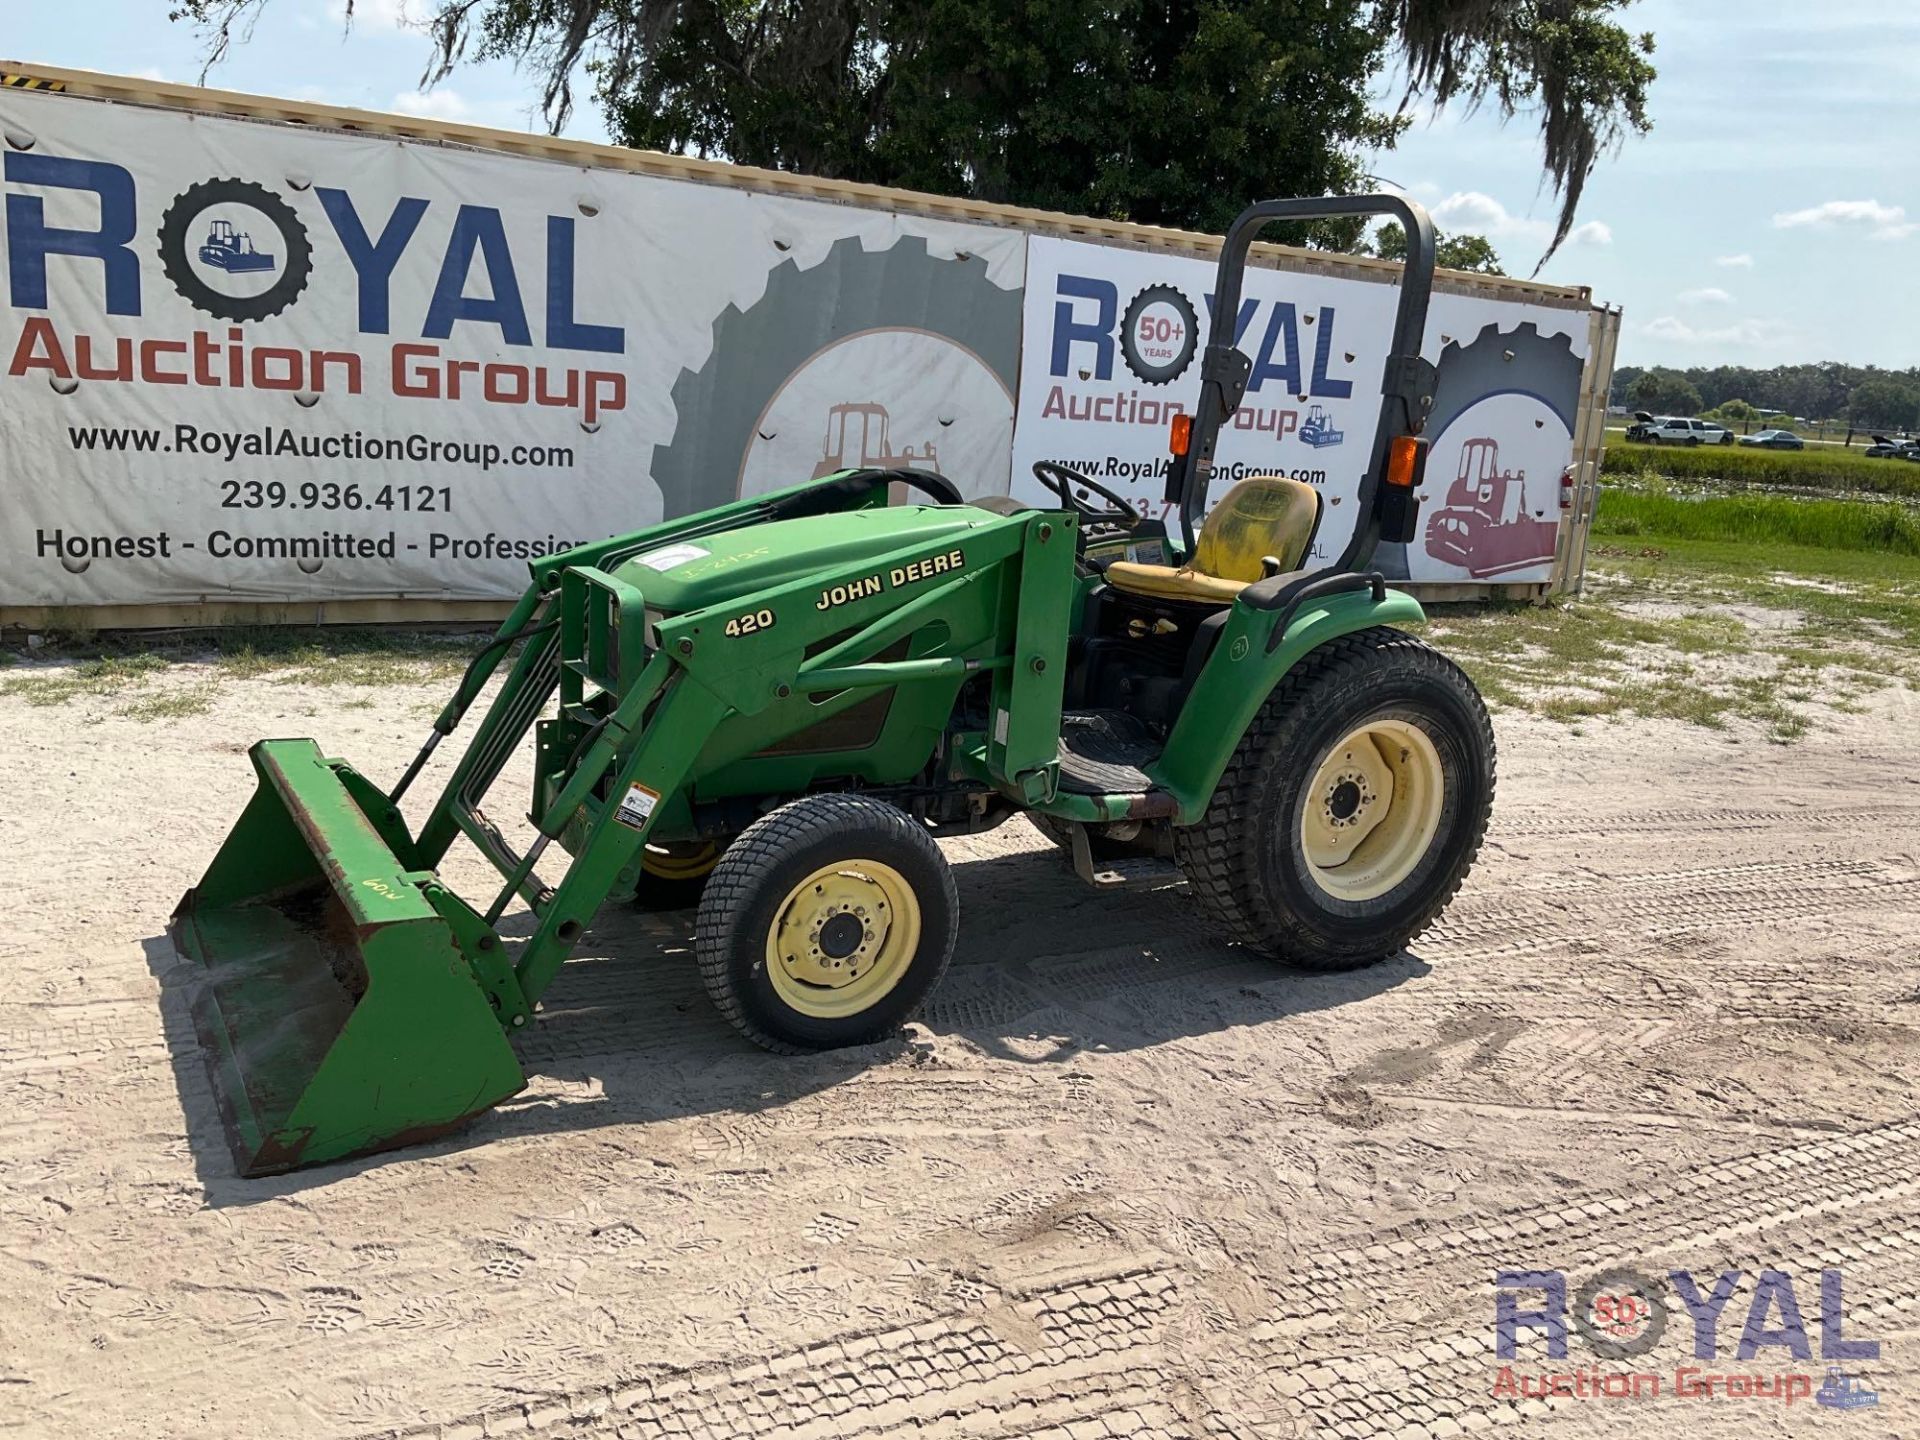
[1174,627,1494,971]
[696,794,958,1053]
[631,838,728,911]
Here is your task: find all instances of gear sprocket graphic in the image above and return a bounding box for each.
[1374,319,1583,580]
[1119,283,1198,386]
[156,177,312,323]
[647,235,1021,518]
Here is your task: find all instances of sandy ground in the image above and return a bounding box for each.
[2,657,1918,1439]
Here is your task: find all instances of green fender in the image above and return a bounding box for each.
[1148,587,1426,823]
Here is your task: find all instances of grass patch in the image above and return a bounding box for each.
[1423,489,1920,743]
[118,686,218,721]
[1603,439,1920,497]
[0,652,171,707]
[1596,484,1920,555]
[203,627,476,686]
[0,626,483,718]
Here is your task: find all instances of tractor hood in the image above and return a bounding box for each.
[612,505,1004,613]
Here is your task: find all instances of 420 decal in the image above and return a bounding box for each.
[723,607,776,637]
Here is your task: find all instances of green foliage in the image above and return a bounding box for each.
[1611,361,1914,424]
[1602,439,1920,496]
[1594,485,1920,556]
[1849,377,1920,433]
[1380,0,1653,261]
[1708,398,1757,427]
[176,0,1655,248]
[1626,367,1701,415]
[842,0,1401,237]
[1368,224,1505,274]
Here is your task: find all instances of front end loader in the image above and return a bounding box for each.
[173,194,1495,1176]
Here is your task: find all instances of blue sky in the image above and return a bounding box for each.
[6,0,1915,371]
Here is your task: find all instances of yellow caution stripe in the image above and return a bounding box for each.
[2,74,66,91]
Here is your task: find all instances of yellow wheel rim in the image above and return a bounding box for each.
[1300,718,1444,902]
[764,860,922,1019]
[643,840,721,881]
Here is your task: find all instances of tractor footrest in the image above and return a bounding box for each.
[1066,822,1183,890]
[1073,849,1184,890]
[1056,709,1160,795]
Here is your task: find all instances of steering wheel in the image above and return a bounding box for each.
[1030,462,1142,524]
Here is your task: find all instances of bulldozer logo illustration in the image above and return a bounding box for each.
[1816,1368,1879,1410]
[157,177,312,322]
[811,402,942,480]
[1298,403,1345,449]
[1424,436,1558,578]
[198,217,276,273]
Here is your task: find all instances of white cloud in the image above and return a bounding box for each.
[1772,199,1917,241]
[1431,191,1516,234]
[1678,286,1734,305]
[389,88,471,121]
[1429,191,1612,249]
[1715,254,1755,269]
[1642,315,1787,347]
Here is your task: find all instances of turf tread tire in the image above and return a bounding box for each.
[697,793,958,1053]
[1173,626,1494,968]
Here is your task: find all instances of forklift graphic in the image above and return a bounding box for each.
[198,218,276,273]
[811,402,942,480]
[1816,1368,1879,1410]
[1298,404,1344,449]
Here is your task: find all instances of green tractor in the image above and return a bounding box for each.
[172,195,1494,1176]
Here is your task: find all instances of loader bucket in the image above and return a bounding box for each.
[170,739,525,1176]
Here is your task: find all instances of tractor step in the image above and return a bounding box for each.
[1055,709,1161,795]
[1066,824,1184,889]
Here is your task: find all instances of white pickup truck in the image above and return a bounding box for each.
[1642,416,1734,446]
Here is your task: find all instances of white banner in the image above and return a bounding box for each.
[0,85,1595,609]
[0,90,1025,606]
[1011,236,1591,583]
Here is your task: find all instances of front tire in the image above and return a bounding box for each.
[1174,627,1494,970]
[696,794,958,1052]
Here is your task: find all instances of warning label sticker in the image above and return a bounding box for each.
[615,781,662,830]
[633,543,711,572]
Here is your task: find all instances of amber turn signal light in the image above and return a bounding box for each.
[1385,434,1427,488]
[1169,413,1192,457]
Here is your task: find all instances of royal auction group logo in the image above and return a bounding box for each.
[1493,1266,1881,1410]
[156,177,313,322]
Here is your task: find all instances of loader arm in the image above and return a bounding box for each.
[405,467,947,865]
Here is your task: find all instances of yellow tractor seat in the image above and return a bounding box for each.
[1106,477,1322,604]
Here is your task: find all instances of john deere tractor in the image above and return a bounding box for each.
[173,195,1494,1175]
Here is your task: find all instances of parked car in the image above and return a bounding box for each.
[1645,417,1734,446]
[1865,435,1920,459]
[1739,429,1805,450]
[1625,410,1657,443]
